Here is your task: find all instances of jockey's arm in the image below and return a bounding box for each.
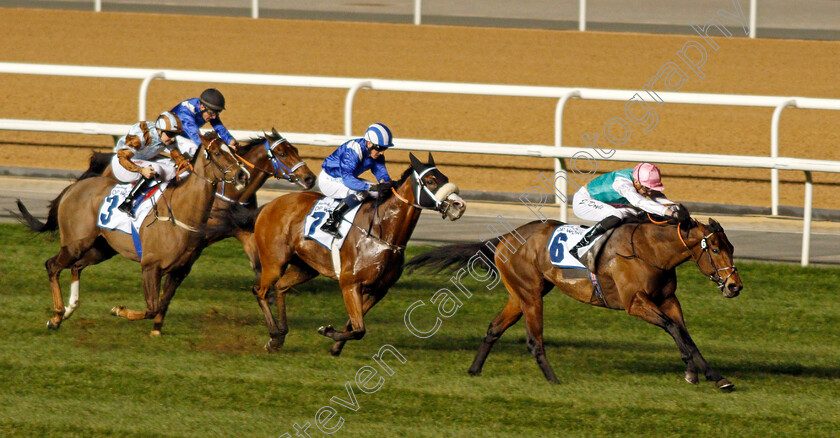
[180,117,204,148]
[169,148,192,173]
[116,148,140,173]
[209,118,236,145]
[338,149,372,192]
[371,157,391,183]
[614,177,672,217]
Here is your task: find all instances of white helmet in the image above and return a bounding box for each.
[363,123,393,148]
[155,111,183,134]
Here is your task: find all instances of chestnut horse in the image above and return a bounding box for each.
[14,139,248,335]
[406,216,743,390]
[204,129,316,271]
[243,153,466,354]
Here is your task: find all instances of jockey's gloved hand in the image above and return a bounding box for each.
[369,181,393,193]
[673,205,690,222]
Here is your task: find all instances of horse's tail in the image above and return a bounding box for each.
[208,202,263,236]
[12,191,64,233]
[10,152,111,233]
[405,238,500,274]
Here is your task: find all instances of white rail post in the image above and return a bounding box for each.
[801,171,813,267]
[344,80,372,136]
[252,0,259,19]
[414,0,422,25]
[749,0,757,38]
[579,0,586,31]
[138,71,166,122]
[95,0,101,12]
[554,90,581,222]
[770,99,796,216]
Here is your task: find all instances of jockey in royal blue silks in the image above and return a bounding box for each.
[317,123,395,238]
[169,88,239,158]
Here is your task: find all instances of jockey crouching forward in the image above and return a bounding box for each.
[569,163,685,258]
[112,111,191,217]
[318,123,395,238]
[170,88,239,158]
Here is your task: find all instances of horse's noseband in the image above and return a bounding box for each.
[685,225,738,291]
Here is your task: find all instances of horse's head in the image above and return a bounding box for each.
[199,138,249,190]
[404,152,466,221]
[688,218,743,298]
[234,129,316,190]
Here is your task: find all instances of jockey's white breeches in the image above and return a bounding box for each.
[572,186,637,223]
[317,172,380,199]
[112,155,177,183]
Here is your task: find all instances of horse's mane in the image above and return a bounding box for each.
[622,204,697,230]
[236,130,300,157]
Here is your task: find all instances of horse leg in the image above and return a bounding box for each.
[660,296,731,390]
[151,264,193,336]
[111,264,162,321]
[235,230,261,276]
[254,253,289,352]
[263,261,318,352]
[626,292,731,390]
[64,241,117,321]
[468,294,523,377]
[318,284,366,342]
[45,248,78,329]
[521,297,559,383]
[329,293,382,357]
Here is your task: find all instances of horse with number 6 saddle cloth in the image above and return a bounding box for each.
[546,224,615,306]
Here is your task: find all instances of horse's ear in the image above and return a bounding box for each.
[409,153,423,171]
[427,153,436,166]
[271,127,279,137]
[708,217,723,232]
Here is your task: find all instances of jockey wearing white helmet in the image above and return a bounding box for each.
[569,163,685,258]
[317,122,395,238]
[112,111,190,217]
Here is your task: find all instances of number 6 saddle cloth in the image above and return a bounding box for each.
[547,224,616,272]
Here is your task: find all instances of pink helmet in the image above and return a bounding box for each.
[633,163,664,191]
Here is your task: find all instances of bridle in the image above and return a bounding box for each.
[192,141,243,186]
[217,135,306,204]
[390,166,459,218]
[677,220,738,291]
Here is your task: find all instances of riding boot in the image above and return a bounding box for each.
[570,215,622,258]
[118,177,153,218]
[320,198,352,238]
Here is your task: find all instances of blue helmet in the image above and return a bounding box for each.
[363,123,394,148]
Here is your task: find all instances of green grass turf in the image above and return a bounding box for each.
[1,223,839,437]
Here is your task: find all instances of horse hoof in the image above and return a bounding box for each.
[467,369,481,377]
[109,306,124,316]
[46,320,60,330]
[685,371,699,385]
[317,325,335,337]
[329,347,343,357]
[264,338,284,353]
[716,378,735,391]
[150,330,162,337]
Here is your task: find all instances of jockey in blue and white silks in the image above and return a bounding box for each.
[317,123,395,238]
[112,111,190,217]
[569,163,683,257]
[170,88,239,158]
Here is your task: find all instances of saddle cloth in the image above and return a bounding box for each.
[546,224,605,269]
[303,197,363,250]
[96,182,166,234]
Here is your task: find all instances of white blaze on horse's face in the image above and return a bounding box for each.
[218,143,249,191]
[434,182,466,221]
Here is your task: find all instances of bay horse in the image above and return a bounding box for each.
[14,138,248,335]
[245,153,466,354]
[405,215,743,390]
[17,129,316,274]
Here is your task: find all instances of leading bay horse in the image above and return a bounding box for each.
[242,153,466,354]
[406,215,743,390]
[14,139,248,334]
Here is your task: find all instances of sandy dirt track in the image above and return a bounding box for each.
[1,8,839,209]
